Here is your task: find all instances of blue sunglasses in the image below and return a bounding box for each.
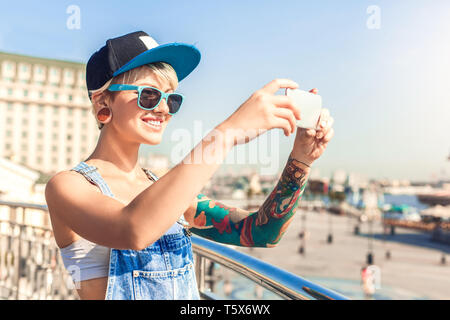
[108,84,184,115]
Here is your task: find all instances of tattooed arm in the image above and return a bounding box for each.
[184,103,334,247]
[184,156,309,247]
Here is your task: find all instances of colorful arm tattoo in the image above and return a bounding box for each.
[187,156,309,247]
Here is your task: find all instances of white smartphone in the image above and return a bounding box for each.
[285,88,322,129]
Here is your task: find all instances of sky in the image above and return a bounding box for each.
[1,0,449,181]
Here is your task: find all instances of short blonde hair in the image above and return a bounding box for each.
[88,62,179,130]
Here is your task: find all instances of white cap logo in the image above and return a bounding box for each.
[139,36,159,50]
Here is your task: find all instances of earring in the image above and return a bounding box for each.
[97,107,111,122]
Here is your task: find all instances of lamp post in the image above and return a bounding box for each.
[298,208,307,255]
[327,209,333,244]
[363,187,378,266]
[367,217,374,265]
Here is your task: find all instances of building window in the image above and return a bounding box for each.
[5,143,11,150]
[53,120,58,127]
[67,134,72,141]
[53,107,59,114]
[52,145,57,152]
[7,103,13,111]
[22,118,28,125]
[22,132,28,138]
[39,91,44,98]
[23,104,29,111]
[7,88,13,96]
[21,156,27,163]
[37,144,43,151]
[68,108,73,115]
[23,89,28,97]
[68,122,73,129]
[38,119,44,126]
[52,133,58,140]
[37,157,42,164]
[54,93,59,100]
[66,158,71,165]
[6,117,13,125]
[37,132,43,138]
[38,104,44,113]
[52,157,57,163]
[68,94,73,101]
[6,130,12,137]
[66,146,72,152]
[21,143,27,151]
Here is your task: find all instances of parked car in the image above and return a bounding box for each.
[383,205,422,222]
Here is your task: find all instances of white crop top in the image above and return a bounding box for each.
[59,163,183,283]
[60,237,110,282]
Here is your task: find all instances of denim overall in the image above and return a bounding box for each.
[71,161,200,300]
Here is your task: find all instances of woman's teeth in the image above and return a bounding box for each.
[142,119,162,129]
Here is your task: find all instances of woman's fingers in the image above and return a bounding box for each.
[327,116,334,128]
[261,78,299,95]
[315,125,334,143]
[272,107,296,134]
[271,95,301,120]
[272,117,293,136]
[315,109,333,140]
[305,128,316,137]
[309,88,319,95]
[316,130,325,139]
[318,109,331,127]
[323,127,334,143]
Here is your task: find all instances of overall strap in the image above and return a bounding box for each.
[142,167,159,182]
[70,161,115,197]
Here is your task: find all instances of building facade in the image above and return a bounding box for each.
[0,51,99,174]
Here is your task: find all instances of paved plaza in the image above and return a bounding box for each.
[235,208,450,300]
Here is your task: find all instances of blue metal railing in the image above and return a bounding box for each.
[191,235,348,300]
[0,200,349,300]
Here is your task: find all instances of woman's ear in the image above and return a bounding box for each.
[92,92,113,125]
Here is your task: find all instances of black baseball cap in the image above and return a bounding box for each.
[86,31,201,91]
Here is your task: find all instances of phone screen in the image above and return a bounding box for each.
[285,88,322,129]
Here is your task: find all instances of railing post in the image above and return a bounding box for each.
[195,254,205,294]
[15,224,23,300]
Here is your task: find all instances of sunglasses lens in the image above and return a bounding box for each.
[167,94,183,114]
[140,88,162,109]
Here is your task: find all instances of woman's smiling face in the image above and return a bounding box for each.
[107,66,176,146]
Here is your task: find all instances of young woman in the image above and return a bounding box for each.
[45,31,334,300]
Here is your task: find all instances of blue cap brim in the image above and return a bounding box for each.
[112,42,201,82]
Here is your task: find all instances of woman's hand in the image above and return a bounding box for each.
[290,89,334,166]
[217,79,301,146]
